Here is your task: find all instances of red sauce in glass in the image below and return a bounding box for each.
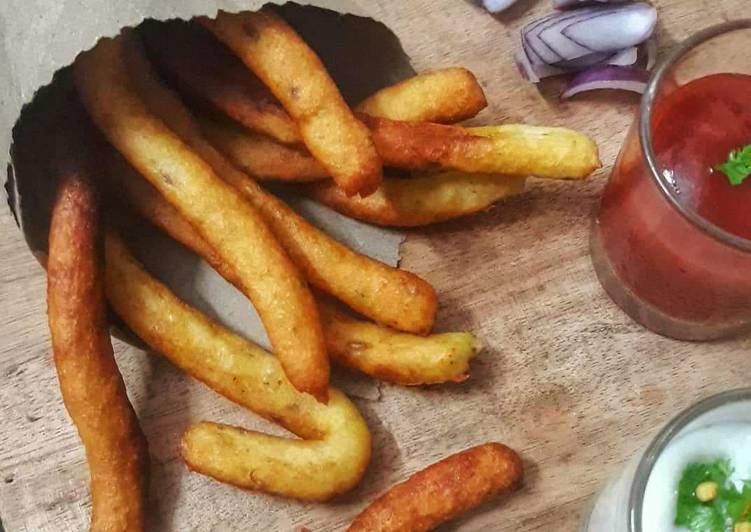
[653,73,751,239]
[595,73,751,332]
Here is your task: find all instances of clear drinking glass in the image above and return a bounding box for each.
[590,20,751,341]
[581,388,751,532]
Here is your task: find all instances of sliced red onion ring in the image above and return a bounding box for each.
[554,46,636,69]
[481,0,518,13]
[560,65,649,99]
[554,0,627,8]
[561,4,656,51]
[519,2,657,81]
[608,46,638,66]
[516,49,568,82]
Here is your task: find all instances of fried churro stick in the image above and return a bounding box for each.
[318,302,480,385]
[106,35,436,335]
[347,443,523,532]
[140,20,300,145]
[142,23,596,181]
[104,234,371,501]
[201,9,383,196]
[48,173,149,532]
[306,171,526,227]
[359,114,601,180]
[198,113,327,182]
[74,34,330,402]
[356,68,488,124]
[107,166,477,385]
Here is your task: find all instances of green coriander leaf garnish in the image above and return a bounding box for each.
[676,460,730,531]
[725,480,751,524]
[675,459,751,532]
[716,144,751,186]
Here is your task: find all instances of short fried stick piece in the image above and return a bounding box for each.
[347,443,523,532]
[319,302,480,385]
[306,172,526,227]
[74,35,329,402]
[360,114,601,180]
[105,234,371,500]
[201,10,383,196]
[198,114,327,182]
[48,174,148,532]
[356,68,488,124]
[110,37,436,335]
[109,180,476,385]
[140,20,300,145]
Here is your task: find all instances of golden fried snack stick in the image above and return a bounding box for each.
[109,36,437,335]
[48,174,149,532]
[356,68,488,124]
[108,169,476,385]
[347,443,523,532]
[74,35,330,402]
[360,114,601,180]
[139,20,300,145]
[200,9,383,197]
[318,302,480,385]
[104,234,371,501]
[306,172,526,227]
[198,114,327,182]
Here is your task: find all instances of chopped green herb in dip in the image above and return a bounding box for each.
[716,145,751,186]
[675,459,751,532]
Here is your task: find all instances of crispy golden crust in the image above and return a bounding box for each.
[109,180,465,385]
[74,35,330,402]
[198,113,327,181]
[122,161,436,333]
[201,10,383,196]
[359,114,601,180]
[48,174,149,532]
[104,235,371,501]
[140,20,300,145]
[95,37,436,335]
[319,301,479,385]
[347,443,523,532]
[306,172,526,227]
[356,68,487,124]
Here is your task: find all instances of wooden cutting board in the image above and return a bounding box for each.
[0,0,748,530]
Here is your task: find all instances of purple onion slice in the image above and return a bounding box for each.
[608,46,639,66]
[560,64,650,99]
[561,3,656,51]
[519,2,657,82]
[516,49,568,82]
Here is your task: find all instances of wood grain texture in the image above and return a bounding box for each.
[1,0,749,530]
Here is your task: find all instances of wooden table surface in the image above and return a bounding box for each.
[1,0,749,530]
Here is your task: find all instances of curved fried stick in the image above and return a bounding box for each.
[104,234,371,500]
[201,10,382,196]
[306,172,526,227]
[356,68,487,124]
[48,174,149,532]
[74,35,330,402]
[107,170,478,385]
[108,34,436,335]
[348,443,523,532]
[198,113,327,182]
[360,114,601,180]
[140,19,300,144]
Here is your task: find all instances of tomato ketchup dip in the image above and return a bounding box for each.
[592,71,751,340]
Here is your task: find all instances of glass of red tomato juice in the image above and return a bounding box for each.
[592,20,751,341]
